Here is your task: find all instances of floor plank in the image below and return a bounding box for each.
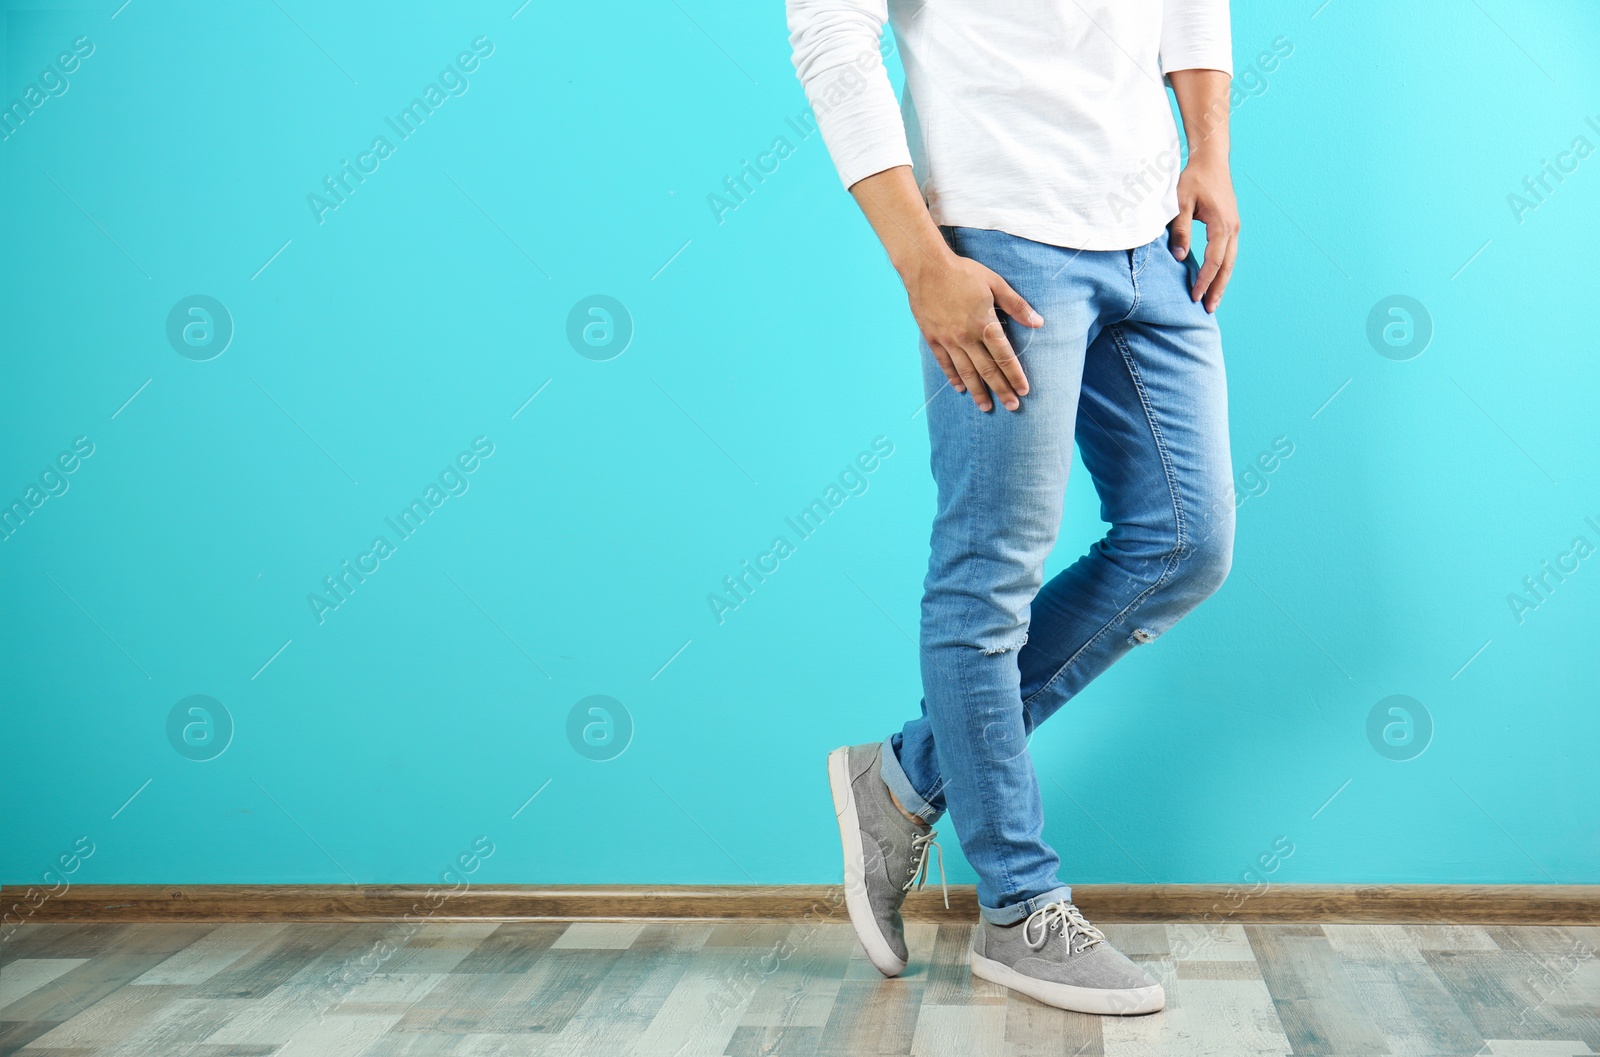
[1321,923,1484,1057]
[537,923,711,1056]
[1246,923,1393,1056]
[1426,947,1600,1053]
[22,982,186,1049]
[815,978,923,1055]
[1004,990,1103,1057]
[0,924,214,1023]
[127,924,289,986]
[0,961,87,1010]
[75,995,256,1057]
[446,923,567,975]
[921,924,1003,1005]
[1102,975,1289,1057]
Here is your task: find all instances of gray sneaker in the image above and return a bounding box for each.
[826,743,946,977]
[970,901,1165,1014]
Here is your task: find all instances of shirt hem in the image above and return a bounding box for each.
[927,207,1177,253]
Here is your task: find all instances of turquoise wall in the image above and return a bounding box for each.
[3,0,1597,897]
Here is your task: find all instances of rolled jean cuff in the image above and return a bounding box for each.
[982,885,1074,926]
[878,735,943,824]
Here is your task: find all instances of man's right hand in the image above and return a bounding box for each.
[903,249,1042,413]
[849,166,1044,413]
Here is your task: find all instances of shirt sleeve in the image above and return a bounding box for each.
[1160,0,1233,77]
[786,0,913,190]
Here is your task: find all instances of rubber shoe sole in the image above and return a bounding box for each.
[826,746,908,978]
[970,951,1166,1015]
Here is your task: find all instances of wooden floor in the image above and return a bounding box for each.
[1,920,1596,1056]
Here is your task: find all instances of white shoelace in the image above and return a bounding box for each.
[903,829,949,909]
[1023,900,1106,955]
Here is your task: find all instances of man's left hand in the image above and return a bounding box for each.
[1168,156,1240,314]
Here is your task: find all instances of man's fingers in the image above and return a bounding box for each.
[961,340,1020,412]
[989,277,1043,328]
[1190,229,1230,304]
[1169,196,1196,261]
[981,320,1029,402]
[943,344,991,411]
[1203,231,1239,313]
[928,340,966,392]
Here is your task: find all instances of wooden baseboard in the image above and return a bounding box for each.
[5,884,1596,925]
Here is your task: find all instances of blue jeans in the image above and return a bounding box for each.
[880,227,1235,924]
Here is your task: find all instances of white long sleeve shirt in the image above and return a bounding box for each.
[787,0,1232,251]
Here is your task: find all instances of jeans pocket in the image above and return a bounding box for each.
[1181,240,1202,283]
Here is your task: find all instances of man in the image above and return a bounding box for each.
[788,0,1240,1015]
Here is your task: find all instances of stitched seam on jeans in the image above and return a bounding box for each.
[1113,252,1142,325]
[1116,323,1188,567]
[938,370,1019,905]
[1020,325,1188,710]
[917,335,978,821]
[923,761,949,816]
[973,396,1022,907]
[917,751,947,818]
[891,736,939,821]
